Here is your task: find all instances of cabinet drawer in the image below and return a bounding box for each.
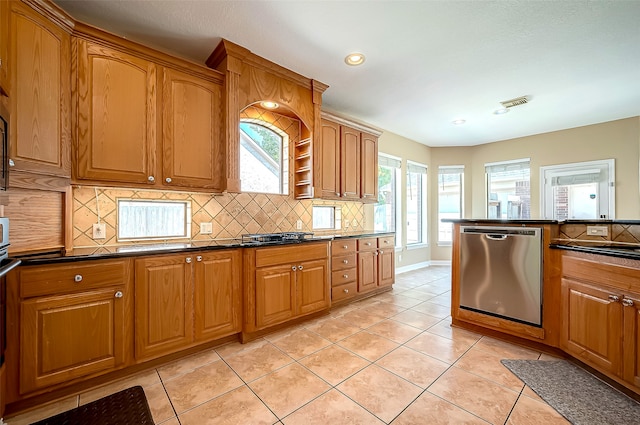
[358,238,377,251]
[332,254,356,271]
[20,260,128,298]
[378,236,395,248]
[332,267,357,287]
[332,239,356,256]
[332,282,357,302]
[255,242,329,268]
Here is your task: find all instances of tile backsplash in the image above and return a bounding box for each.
[73,187,365,248]
[557,222,640,244]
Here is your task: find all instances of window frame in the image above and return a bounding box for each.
[375,153,402,247]
[485,158,531,220]
[406,160,428,247]
[116,198,192,242]
[437,165,464,246]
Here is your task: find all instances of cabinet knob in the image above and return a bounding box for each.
[196,255,202,262]
[622,298,634,307]
[343,289,349,293]
[343,245,348,249]
[384,240,390,244]
[343,274,349,279]
[343,259,349,264]
[114,291,123,298]
[148,175,155,182]
[298,265,304,270]
[8,159,14,167]
[380,250,384,254]
[366,242,372,246]
[335,192,340,196]
[292,266,297,271]
[375,252,379,256]
[343,192,347,196]
[608,295,620,302]
[165,177,172,183]
[74,274,83,282]
[186,257,192,263]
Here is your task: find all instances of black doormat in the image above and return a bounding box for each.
[31,386,154,425]
[502,359,640,425]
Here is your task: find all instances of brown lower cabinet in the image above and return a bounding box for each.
[561,252,640,389]
[357,236,395,294]
[135,250,241,360]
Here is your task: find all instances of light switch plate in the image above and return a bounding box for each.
[587,225,608,236]
[200,222,213,234]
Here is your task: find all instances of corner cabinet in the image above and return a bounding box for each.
[560,251,640,390]
[8,0,72,181]
[243,242,330,338]
[134,250,241,361]
[73,26,226,192]
[7,259,132,395]
[319,112,381,202]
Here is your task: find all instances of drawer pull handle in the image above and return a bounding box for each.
[343,274,348,279]
[343,245,348,249]
[622,298,634,307]
[380,250,384,254]
[298,265,304,270]
[186,257,192,263]
[196,256,202,262]
[292,266,297,271]
[165,177,172,183]
[342,259,349,264]
[384,240,389,244]
[608,295,620,302]
[148,175,155,182]
[366,242,372,246]
[114,291,123,298]
[343,289,349,293]
[74,274,83,283]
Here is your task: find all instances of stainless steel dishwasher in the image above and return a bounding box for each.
[459,226,542,326]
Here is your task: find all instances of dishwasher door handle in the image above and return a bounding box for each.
[485,234,508,240]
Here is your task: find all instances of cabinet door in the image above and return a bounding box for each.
[0,0,8,95]
[135,255,193,360]
[20,288,125,393]
[255,264,296,329]
[623,293,640,387]
[361,132,378,201]
[76,39,157,185]
[378,247,395,287]
[560,278,622,376]
[162,67,223,190]
[319,119,341,199]
[9,1,70,177]
[358,250,378,293]
[194,250,241,342]
[297,258,329,315]
[341,126,361,199]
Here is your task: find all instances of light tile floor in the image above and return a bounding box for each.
[5,266,570,425]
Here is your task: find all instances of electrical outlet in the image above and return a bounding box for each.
[296,220,302,230]
[92,223,106,240]
[587,225,608,236]
[351,219,358,228]
[200,222,213,235]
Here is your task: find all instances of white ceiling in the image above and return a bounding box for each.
[54,0,640,147]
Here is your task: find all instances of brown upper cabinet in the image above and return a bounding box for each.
[319,112,381,202]
[0,0,9,95]
[8,0,72,185]
[72,23,225,192]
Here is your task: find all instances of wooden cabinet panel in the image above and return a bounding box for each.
[0,0,8,95]
[560,278,622,376]
[75,39,157,184]
[358,250,378,293]
[162,67,223,190]
[378,247,395,287]
[194,250,241,342]
[623,293,640,387]
[20,288,125,393]
[297,259,330,315]
[134,255,192,360]
[319,119,340,198]
[360,132,378,201]
[358,238,377,251]
[255,264,296,329]
[340,126,361,199]
[332,254,355,271]
[332,239,356,255]
[332,282,357,302]
[9,1,70,177]
[332,267,357,287]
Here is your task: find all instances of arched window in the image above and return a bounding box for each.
[239,120,288,194]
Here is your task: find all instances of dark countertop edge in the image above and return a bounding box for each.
[14,231,395,266]
[561,219,640,225]
[441,219,558,224]
[550,244,640,261]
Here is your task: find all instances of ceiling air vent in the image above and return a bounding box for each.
[500,96,529,109]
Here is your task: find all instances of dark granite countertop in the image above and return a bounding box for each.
[551,242,640,261]
[441,219,559,224]
[14,231,395,266]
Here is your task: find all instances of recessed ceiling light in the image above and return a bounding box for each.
[493,108,509,115]
[452,119,466,125]
[345,52,365,66]
[260,101,279,109]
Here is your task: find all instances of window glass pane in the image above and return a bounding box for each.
[118,200,190,240]
[240,121,287,194]
[438,167,463,243]
[375,162,399,232]
[486,159,530,219]
[407,162,427,244]
[313,206,338,229]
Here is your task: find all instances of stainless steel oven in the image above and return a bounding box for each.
[0,103,8,191]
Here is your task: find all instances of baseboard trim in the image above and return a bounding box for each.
[396,260,451,274]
